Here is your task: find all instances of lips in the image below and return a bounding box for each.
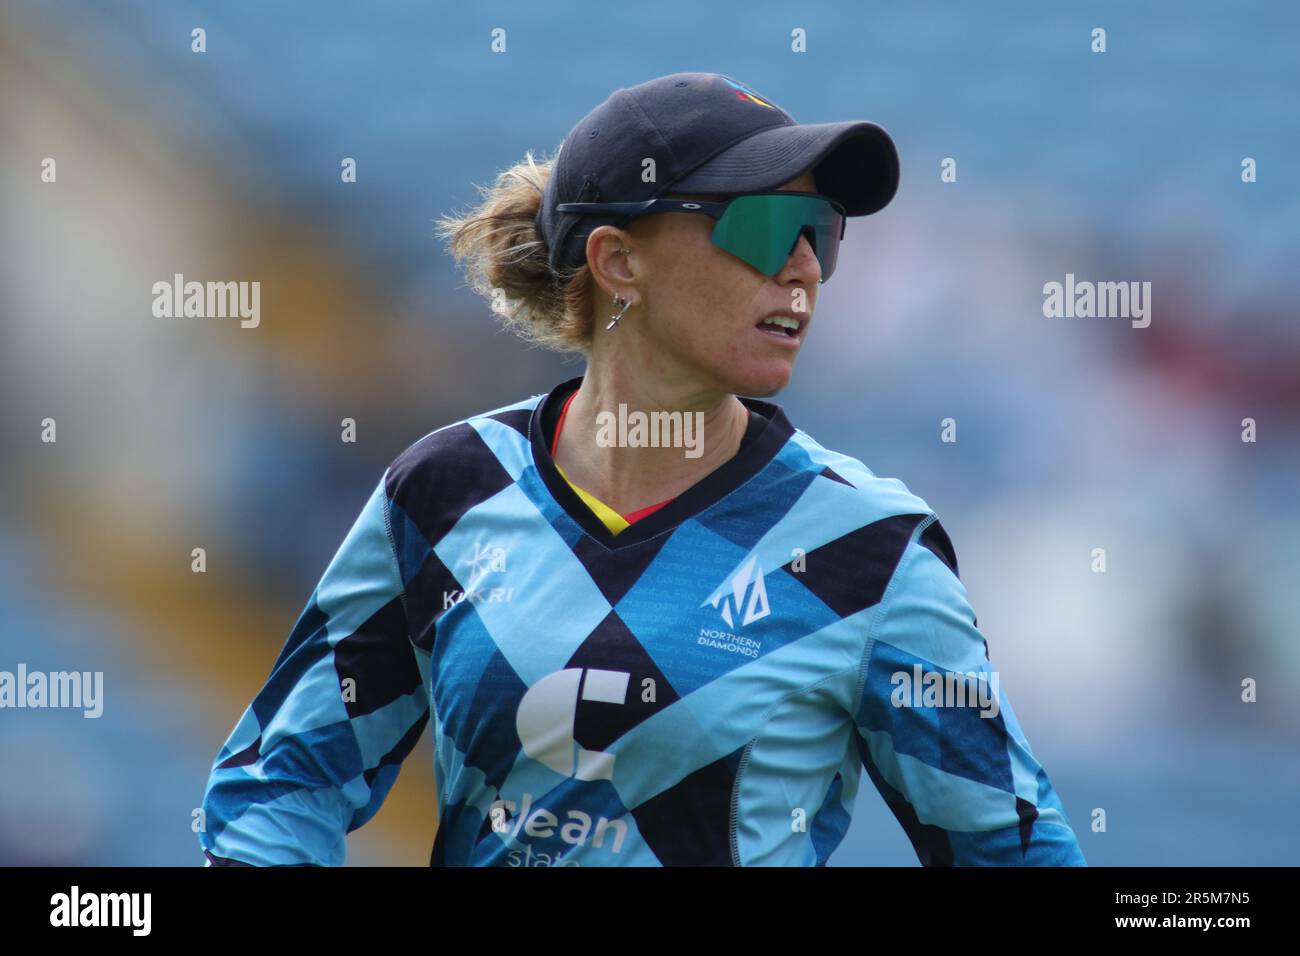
[755,313,804,340]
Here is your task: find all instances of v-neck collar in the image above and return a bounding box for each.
[528,375,795,551]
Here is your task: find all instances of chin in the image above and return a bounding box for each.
[720,362,794,399]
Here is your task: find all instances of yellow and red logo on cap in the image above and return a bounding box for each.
[720,77,775,109]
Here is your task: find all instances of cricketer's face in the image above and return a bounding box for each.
[616,169,822,399]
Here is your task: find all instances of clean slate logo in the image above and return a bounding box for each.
[491,667,634,865]
[50,886,150,936]
[516,667,629,780]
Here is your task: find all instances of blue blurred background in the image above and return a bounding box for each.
[1,0,1296,865]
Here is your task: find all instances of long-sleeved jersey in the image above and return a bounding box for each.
[199,375,1086,867]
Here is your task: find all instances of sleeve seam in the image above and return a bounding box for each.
[850,513,939,722]
[380,468,412,625]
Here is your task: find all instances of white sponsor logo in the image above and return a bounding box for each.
[444,541,512,607]
[442,586,514,609]
[516,668,628,780]
[493,668,633,863]
[489,789,627,866]
[462,541,507,589]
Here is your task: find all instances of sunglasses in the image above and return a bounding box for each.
[556,190,847,283]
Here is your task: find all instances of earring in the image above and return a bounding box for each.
[606,294,631,331]
[605,249,632,331]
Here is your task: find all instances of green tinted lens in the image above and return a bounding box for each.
[710,193,844,281]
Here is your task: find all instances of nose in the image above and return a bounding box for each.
[779,229,822,285]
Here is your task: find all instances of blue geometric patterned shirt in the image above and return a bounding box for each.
[199,375,1086,866]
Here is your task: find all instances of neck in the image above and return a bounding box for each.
[552,361,750,515]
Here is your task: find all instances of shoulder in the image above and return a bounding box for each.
[387,391,540,478]
[382,390,543,533]
[785,425,961,579]
[785,430,978,653]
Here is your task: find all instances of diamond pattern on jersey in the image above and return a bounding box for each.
[613,518,835,697]
[566,610,681,751]
[629,741,749,866]
[386,422,517,548]
[693,450,814,553]
[430,613,529,793]
[783,513,927,619]
[858,637,1011,794]
[919,518,959,576]
[819,465,855,487]
[571,532,671,606]
[202,386,1085,868]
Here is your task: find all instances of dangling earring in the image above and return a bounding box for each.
[606,250,633,330]
[606,295,631,331]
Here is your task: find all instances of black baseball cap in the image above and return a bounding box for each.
[534,71,900,275]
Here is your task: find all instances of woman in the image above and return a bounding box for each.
[199,72,1085,867]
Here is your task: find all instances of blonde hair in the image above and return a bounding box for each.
[436,149,598,355]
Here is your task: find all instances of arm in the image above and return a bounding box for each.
[850,516,1085,866]
[198,473,430,866]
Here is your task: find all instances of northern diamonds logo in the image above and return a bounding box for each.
[696,628,760,659]
[706,554,771,628]
[720,76,775,109]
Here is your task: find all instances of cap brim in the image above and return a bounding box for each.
[667,120,899,217]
